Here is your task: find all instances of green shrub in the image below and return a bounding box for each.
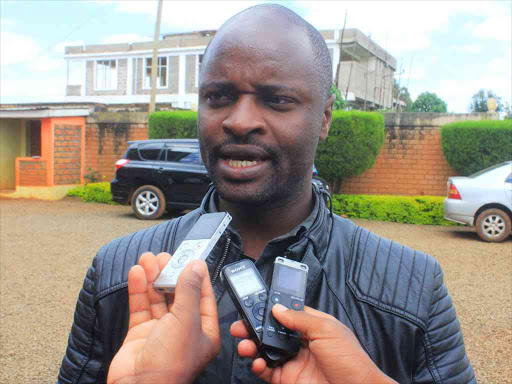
[316,111,385,182]
[149,111,198,139]
[332,194,455,226]
[67,182,117,205]
[441,120,512,176]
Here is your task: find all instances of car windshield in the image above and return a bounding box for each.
[469,162,510,178]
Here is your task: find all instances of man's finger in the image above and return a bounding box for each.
[170,260,207,328]
[127,265,152,329]
[237,339,259,358]
[230,320,251,339]
[139,252,170,319]
[252,358,277,383]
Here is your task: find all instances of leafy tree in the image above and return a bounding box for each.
[330,83,348,110]
[393,79,413,111]
[504,102,512,120]
[468,89,504,112]
[411,92,447,112]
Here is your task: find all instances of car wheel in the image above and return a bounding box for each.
[131,185,166,220]
[475,208,511,243]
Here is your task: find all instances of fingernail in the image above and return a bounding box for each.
[273,304,287,312]
[192,261,206,278]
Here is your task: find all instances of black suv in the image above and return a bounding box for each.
[111,139,329,220]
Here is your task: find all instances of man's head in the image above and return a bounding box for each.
[198,4,334,208]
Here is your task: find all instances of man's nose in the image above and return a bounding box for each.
[221,95,265,137]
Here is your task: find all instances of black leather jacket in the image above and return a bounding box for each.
[58,187,475,383]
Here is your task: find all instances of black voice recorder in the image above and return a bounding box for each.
[261,257,308,355]
[220,259,285,366]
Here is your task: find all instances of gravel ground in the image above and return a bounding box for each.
[0,197,510,384]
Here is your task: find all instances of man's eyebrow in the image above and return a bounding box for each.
[201,81,237,92]
[201,81,300,95]
[253,84,300,95]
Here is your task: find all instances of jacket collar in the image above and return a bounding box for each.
[198,184,332,294]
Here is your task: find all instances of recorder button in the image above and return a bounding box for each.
[252,302,265,321]
[267,330,275,338]
[278,332,287,340]
[271,295,281,304]
[171,250,194,268]
[258,293,267,301]
[244,299,254,308]
[291,300,303,310]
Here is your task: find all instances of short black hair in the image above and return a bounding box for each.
[202,4,333,102]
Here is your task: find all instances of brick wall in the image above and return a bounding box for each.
[341,113,498,196]
[18,160,47,186]
[85,113,148,181]
[54,125,82,185]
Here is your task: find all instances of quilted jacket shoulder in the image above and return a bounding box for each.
[345,226,475,384]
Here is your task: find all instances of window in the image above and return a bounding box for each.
[138,143,163,161]
[144,57,168,89]
[195,54,204,88]
[95,60,117,90]
[166,150,202,165]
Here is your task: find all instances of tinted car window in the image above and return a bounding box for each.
[506,173,512,183]
[166,149,202,164]
[469,162,508,178]
[138,143,163,161]
[126,147,142,161]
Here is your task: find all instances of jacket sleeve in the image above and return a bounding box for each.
[57,256,105,384]
[414,262,476,384]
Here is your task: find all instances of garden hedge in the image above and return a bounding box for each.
[67,183,117,205]
[332,194,454,226]
[440,120,512,176]
[315,110,385,182]
[149,111,198,139]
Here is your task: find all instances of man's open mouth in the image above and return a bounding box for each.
[225,158,262,168]
[218,145,271,170]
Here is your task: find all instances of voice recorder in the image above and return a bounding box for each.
[220,259,284,366]
[154,212,231,293]
[261,257,308,355]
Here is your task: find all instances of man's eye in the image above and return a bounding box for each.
[206,93,232,106]
[264,96,293,105]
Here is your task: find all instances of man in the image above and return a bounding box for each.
[58,4,475,384]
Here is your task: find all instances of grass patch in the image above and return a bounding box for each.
[67,182,117,205]
[332,194,456,226]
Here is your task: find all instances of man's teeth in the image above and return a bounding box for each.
[227,159,260,168]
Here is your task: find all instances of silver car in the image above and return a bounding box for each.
[444,161,512,242]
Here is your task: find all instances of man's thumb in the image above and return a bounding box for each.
[271,303,319,338]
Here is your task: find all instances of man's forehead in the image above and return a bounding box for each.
[203,21,314,80]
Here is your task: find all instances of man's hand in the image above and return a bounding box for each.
[107,252,220,384]
[231,304,397,384]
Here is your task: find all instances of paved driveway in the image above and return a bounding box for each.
[0,198,510,383]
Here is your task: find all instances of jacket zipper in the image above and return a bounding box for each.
[211,237,231,285]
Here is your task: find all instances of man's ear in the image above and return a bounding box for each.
[320,94,336,140]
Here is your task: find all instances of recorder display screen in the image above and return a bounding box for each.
[231,269,264,297]
[273,265,304,296]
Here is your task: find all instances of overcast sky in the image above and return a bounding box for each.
[1,0,510,113]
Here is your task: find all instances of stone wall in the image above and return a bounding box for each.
[54,124,82,185]
[85,112,148,181]
[341,113,499,196]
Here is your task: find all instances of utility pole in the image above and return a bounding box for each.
[149,0,163,114]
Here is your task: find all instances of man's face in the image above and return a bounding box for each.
[198,22,330,207]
